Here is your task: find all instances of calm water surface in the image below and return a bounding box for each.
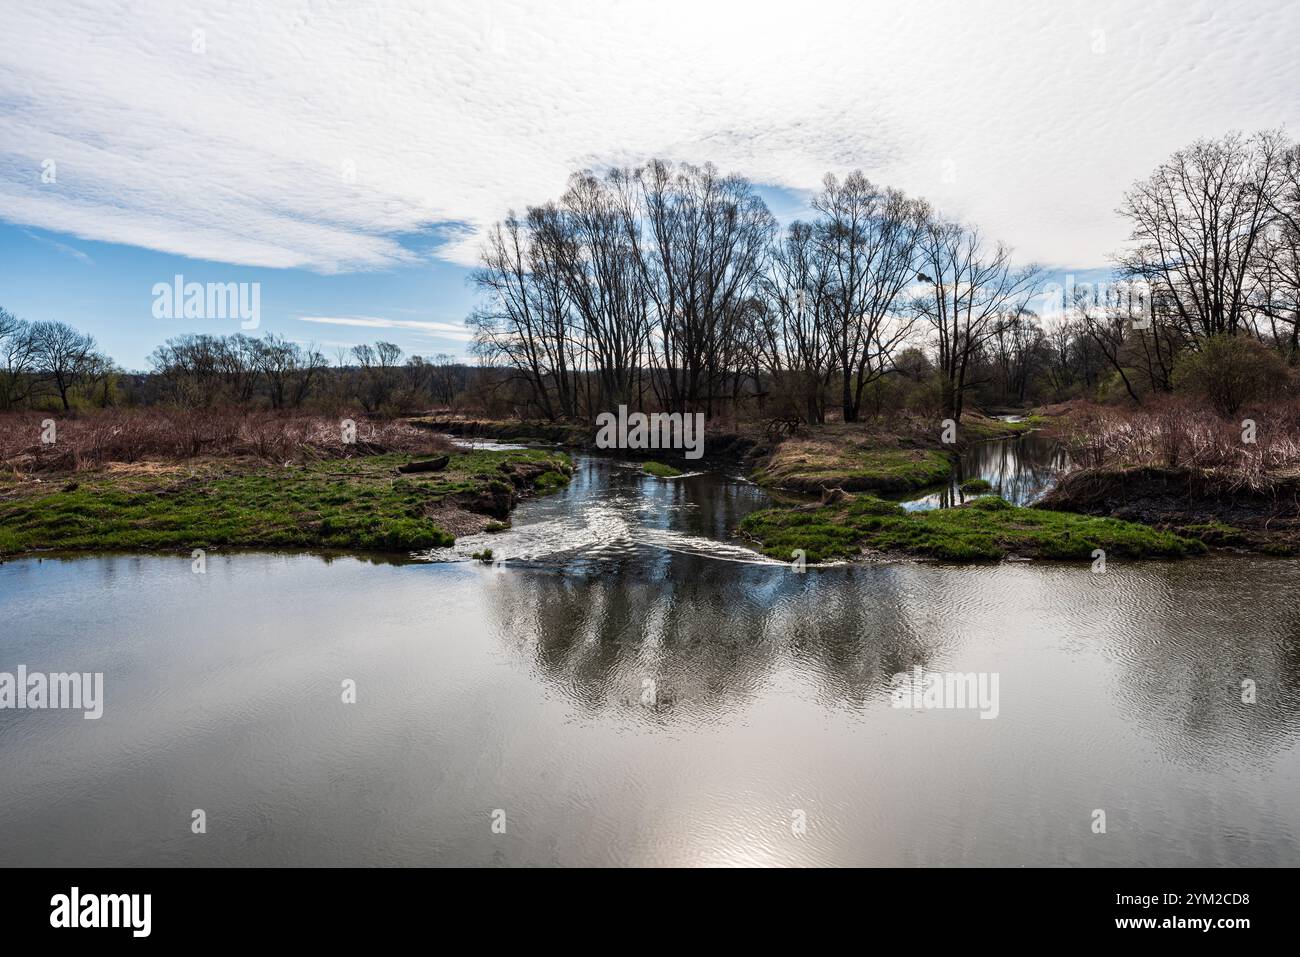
[901,432,1070,510]
[1,448,1298,866]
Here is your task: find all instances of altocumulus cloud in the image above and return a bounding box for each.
[1,0,1298,273]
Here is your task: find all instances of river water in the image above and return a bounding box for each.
[1,439,1297,866]
[901,432,1071,511]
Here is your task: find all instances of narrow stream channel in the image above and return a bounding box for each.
[436,428,1071,565]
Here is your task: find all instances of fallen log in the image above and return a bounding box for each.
[396,455,449,475]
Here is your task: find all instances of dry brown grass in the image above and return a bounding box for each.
[1061,398,1300,491]
[0,409,450,475]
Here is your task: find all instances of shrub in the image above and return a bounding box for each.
[1060,397,1300,491]
[1172,335,1288,416]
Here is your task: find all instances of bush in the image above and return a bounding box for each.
[1172,335,1288,416]
[1060,397,1300,491]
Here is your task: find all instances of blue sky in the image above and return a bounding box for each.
[0,221,483,370]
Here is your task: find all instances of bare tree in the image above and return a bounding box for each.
[632,160,774,415]
[470,214,573,420]
[0,308,38,409]
[753,222,835,423]
[988,306,1044,406]
[218,334,263,403]
[350,341,403,412]
[257,334,326,409]
[149,334,226,407]
[31,320,102,410]
[428,353,466,409]
[1117,130,1288,340]
[555,173,646,413]
[813,172,929,422]
[914,222,1041,421]
[1254,141,1300,359]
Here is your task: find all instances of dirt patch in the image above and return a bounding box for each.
[423,502,498,538]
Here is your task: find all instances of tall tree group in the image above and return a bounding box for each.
[471,160,1040,424]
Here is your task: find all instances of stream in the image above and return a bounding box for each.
[1,433,1297,866]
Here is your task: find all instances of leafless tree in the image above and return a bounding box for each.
[0,308,39,409]
[631,160,774,415]
[914,222,1041,421]
[428,353,466,409]
[350,341,404,412]
[217,334,263,404]
[813,172,929,422]
[556,174,647,413]
[1254,141,1300,358]
[257,334,326,409]
[753,221,835,423]
[470,214,575,420]
[1117,130,1288,339]
[31,320,102,410]
[988,306,1044,406]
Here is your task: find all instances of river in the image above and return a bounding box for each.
[1,436,1297,866]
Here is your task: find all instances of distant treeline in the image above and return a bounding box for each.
[4,130,1298,424]
[0,313,472,415]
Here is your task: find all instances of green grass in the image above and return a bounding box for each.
[0,448,571,558]
[740,494,1204,563]
[642,461,683,478]
[960,477,994,493]
[534,469,571,491]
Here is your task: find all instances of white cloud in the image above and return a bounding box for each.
[297,315,475,341]
[2,0,1298,273]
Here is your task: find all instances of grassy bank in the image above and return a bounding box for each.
[749,413,1040,495]
[1041,465,1300,555]
[757,442,953,493]
[0,447,572,559]
[740,493,1203,563]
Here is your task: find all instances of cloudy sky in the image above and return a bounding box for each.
[2,0,1298,367]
